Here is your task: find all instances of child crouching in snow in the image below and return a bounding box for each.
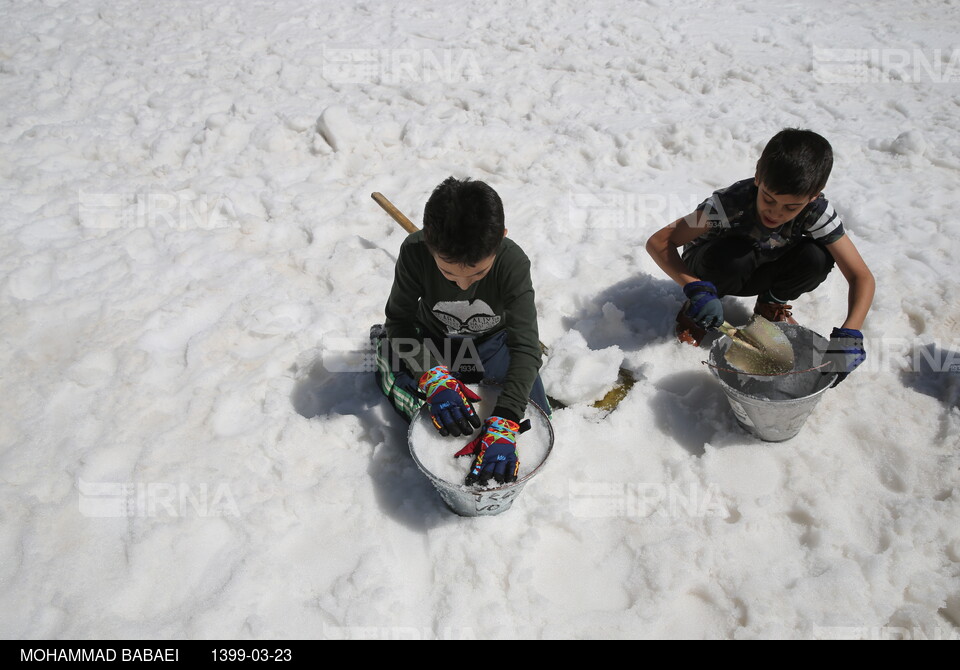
[372,177,550,485]
[645,128,875,384]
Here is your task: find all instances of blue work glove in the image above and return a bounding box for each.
[683,280,724,329]
[454,416,520,486]
[824,327,865,386]
[418,365,483,437]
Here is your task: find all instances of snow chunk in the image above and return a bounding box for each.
[889,130,927,156]
[870,130,928,157]
[540,330,624,406]
[316,106,360,152]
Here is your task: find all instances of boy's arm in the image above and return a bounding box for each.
[384,250,421,341]
[492,254,541,423]
[645,210,711,287]
[384,241,442,378]
[825,235,875,331]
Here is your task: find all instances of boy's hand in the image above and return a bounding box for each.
[683,281,724,329]
[824,327,866,386]
[454,416,520,486]
[418,366,483,437]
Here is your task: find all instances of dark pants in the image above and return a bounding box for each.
[373,327,550,423]
[682,237,835,300]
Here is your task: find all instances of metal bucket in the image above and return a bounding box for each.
[408,397,554,517]
[708,323,838,442]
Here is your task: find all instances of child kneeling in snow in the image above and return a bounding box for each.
[372,177,549,485]
[645,128,875,384]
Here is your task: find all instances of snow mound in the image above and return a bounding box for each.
[540,330,624,406]
[316,106,360,152]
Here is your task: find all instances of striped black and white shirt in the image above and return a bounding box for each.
[685,178,845,256]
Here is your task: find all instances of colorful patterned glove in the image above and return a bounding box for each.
[824,327,866,386]
[683,281,724,329]
[418,365,482,437]
[454,416,520,486]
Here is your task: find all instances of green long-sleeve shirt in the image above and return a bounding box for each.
[384,231,542,421]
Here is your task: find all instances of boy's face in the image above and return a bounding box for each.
[754,177,818,229]
[430,228,507,290]
[433,253,497,291]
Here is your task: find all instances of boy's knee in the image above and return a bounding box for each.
[686,237,758,295]
[793,241,835,278]
[768,241,835,300]
[473,331,510,382]
[692,238,755,271]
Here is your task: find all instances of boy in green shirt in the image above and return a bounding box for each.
[373,177,549,485]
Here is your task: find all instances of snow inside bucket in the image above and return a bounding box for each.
[708,323,838,442]
[408,384,553,516]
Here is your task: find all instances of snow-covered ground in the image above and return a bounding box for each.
[1,0,958,639]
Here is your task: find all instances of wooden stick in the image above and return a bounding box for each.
[371,192,419,234]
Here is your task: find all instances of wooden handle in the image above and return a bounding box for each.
[371,192,419,234]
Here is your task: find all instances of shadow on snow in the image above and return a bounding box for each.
[290,357,458,532]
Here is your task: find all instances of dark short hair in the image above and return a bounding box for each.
[422,177,504,265]
[756,129,834,197]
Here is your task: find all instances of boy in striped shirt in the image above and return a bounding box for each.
[646,128,875,384]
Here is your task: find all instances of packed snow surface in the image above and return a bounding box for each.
[1,0,959,640]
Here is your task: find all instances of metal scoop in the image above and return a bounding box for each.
[716,315,795,375]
